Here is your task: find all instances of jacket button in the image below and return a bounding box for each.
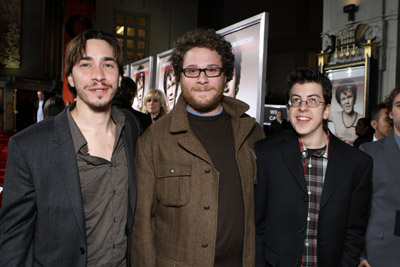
[169,168,175,173]
[204,168,211,174]
[294,259,300,266]
[298,227,305,233]
[80,247,85,255]
[301,196,308,203]
[201,243,208,248]
[203,205,210,210]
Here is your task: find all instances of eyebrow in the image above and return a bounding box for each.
[80,56,116,62]
[290,94,322,98]
[183,64,221,68]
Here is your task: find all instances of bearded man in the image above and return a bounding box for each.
[131,28,264,267]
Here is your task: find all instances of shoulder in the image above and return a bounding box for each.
[330,133,372,163]
[256,128,294,150]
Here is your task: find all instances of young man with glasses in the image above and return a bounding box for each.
[255,68,372,267]
[131,28,264,267]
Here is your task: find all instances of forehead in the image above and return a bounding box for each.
[393,92,400,103]
[82,39,115,57]
[183,47,222,67]
[290,82,323,97]
[340,88,353,96]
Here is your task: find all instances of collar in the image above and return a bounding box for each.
[299,130,330,160]
[67,102,125,154]
[169,94,250,133]
[392,132,400,152]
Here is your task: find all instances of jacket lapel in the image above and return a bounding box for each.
[280,131,307,193]
[381,134,400,191]
[52,111,86,240]
[320,135,345,209]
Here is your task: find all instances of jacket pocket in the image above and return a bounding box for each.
[366,224,384,239]
[156,162,192,207]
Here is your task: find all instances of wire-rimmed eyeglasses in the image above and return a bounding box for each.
[182,67,223,78]
[288,97,325,108]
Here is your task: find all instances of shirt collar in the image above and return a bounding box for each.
[299,130,330,160]
[392,132,400,152]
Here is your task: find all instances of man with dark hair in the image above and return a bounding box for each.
[358,87,400,267]
[131,28,264,267]
[0,29,139,267]
[36,90,46,123]
[255,68,372,266]
[113,76,152,133]
[163,68,179,111]
[369,103,393,141]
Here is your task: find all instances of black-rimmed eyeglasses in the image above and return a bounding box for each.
[182,67,223,78]
[288,97,325,108]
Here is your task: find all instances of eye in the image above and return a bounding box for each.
[207,68,218,73]
[308,97,318,103]
[291,97,301,103]
[187,68,198,73]
[79,62,89,68]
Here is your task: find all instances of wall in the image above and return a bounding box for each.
[95,0,198,66]
[323,0,400,102]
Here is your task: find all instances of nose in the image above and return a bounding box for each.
[298,100,309,111]
[197,70,208,83]
[92,65,106,81]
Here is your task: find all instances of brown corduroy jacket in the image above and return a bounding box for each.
[131,95,265,267]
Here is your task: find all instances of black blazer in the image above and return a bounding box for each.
[0,107,138,266]
[255,129,372,267]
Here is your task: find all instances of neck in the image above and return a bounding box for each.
[394,127,400,138]
[151,112,159,121]
[300,129,328,149]
[70,101,113,133]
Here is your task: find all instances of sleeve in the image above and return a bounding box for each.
[254,141,267,267]
[0,137,36,266]
[341,155,373,266]
[130,133,157,267]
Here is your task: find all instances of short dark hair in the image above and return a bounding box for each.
[64,28,123,97]
[385,87,400,112]
[117,77,137,100]
[43,96,66,118]
[285,67,332,105]
[335,79,357,105]
[170,28,235,84]
[163,68,178,95]
[370,103,387,121]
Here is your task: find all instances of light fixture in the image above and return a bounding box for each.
[343,4,358,21]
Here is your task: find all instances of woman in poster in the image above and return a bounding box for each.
[329,79,362,143]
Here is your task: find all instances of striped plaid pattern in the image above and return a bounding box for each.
[298,136,329,267]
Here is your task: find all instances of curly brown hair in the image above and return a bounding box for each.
[170,28,235,84]
[385,87,400,112]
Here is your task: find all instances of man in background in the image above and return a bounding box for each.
[359,87,400,267]
[113,76,152,133]
[370,102,393,141]
[36,90,45,122]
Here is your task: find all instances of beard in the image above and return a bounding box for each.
[182,86,224,113]
[76,82,117,112]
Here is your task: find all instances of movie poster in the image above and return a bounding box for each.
[130,57,153,111]
[217,12,269,123]
[155,50,181,112]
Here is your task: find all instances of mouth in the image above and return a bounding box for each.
[296,116,311,123]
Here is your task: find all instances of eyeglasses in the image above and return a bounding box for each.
[288,97,325,108]
[182,67,223,78]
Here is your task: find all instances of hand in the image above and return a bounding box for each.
[358,259,372,267]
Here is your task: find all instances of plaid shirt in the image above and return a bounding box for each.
[298,133,330,267]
